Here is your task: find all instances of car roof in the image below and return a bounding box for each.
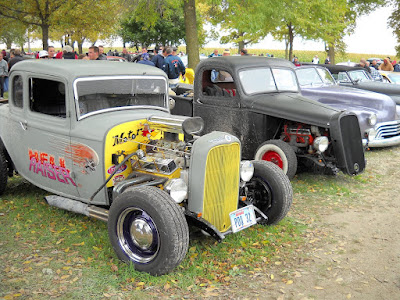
[197,56,295,72]
[11,59,166,79]
[323,65,365,73]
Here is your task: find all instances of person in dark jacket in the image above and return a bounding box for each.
[62,45,77,59]
[137,53,155,66]
[163,47,185,88]
[151,47,166,69]
[8,49,23,71]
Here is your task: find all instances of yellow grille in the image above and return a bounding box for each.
[202,143,240,233]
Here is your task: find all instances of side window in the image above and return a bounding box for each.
[29,78,66,118]
[12,76,23,108]
[202,69,237,97]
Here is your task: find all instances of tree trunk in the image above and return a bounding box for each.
[41,24,49,50]
[183,0,199,69]
[328,42,335,65]
[285,38,289,60]
[288,23,294,62]
[238,31,245,54]
[77,40,83,54]
[6,41,12,50]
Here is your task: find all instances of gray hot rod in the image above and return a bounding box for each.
[0,60,293,275]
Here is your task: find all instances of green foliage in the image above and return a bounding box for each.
[205,0,283,48]
[120,9,186,47]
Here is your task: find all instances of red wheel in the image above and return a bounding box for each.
[261,151,284,168]
[254,140,298,179]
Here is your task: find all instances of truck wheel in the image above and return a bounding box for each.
[242,160,293,225]
[254,139,298,179]
[108,186,189,276]
[0,151,8,195]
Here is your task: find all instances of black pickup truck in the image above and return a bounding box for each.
[171,56,366,179]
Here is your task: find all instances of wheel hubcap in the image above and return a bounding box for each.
[262,151,283,169]
[130,219,154,250]
[116,207,159,264]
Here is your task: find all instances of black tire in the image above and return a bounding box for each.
[242,160,293,225]
[254,139,298,179]
[108,186,189,276]
[0,151,8,195]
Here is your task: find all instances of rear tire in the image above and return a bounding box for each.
[254,139,298,179]
[108,186,189,275]
[0,151,8,195]
[242,160,293,225]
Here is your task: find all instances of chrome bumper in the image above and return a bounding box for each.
[368,135,400,147]
[368,120,400,148]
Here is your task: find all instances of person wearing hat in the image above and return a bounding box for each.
[63,45,77,59]
[223,49,230,56]
[38,50,49,59]
[138,53,155,66]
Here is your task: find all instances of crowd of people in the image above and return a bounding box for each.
[1,44,399,95]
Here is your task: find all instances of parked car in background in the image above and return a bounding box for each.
[171,56,366,179]
[325,64,400,115]
[296,65,400,148]
[106,56,126,62]
[379,70,400,84]
[336,61,357,67]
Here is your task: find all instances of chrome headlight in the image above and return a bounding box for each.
[313,136,329,152]
[164,178,187,203]
[367,113,377,126]
[365,128,377,142]
[240,161,254,182]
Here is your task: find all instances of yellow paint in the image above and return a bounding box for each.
[104,119,185,187]
[104,120,163,187]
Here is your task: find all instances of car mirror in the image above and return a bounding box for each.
[182,117,204,136]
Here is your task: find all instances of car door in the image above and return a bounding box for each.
[10,73,79,197]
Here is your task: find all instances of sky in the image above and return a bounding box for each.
[206,5,398,55]
[11,5,399,55]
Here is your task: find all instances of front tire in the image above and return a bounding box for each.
[242,160,293,225]
[108,186,189,276]
[254,139,298,179]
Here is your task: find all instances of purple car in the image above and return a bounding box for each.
[295,65,400,147]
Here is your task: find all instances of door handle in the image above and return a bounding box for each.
[19,120,28,131]
[195,98,203,104]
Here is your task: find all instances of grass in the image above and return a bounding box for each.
[0,150,379,299]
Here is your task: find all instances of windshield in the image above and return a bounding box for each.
[74,76,168,119]
[239,67,298,94]
[387,73,400,84]
[296,68,324,87]
[348,70,371,82]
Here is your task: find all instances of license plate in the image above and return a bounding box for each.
[229,205,257,233]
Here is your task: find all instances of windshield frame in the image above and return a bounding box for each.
[73,75,169,120]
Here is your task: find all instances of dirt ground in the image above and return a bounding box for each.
[202,148,400,300]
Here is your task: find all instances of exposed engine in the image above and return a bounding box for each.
[280,122,330,153]
[129,138,190,175]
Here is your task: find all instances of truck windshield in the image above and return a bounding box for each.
[74,76,168,119]
[239,68,298,95]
